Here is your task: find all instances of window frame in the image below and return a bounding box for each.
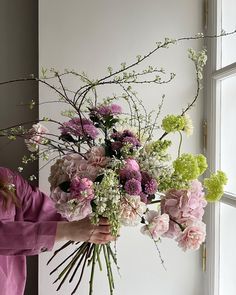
[205,0,236,294]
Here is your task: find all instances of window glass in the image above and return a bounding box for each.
[220,75,236,195]
[222,0,236,67]
[219,202,236,295]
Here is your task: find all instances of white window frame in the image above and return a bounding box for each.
[205,0,236,294]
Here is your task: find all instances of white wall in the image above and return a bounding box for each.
[39,1,205,294]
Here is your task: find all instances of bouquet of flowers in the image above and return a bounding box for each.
[0,33,230,295]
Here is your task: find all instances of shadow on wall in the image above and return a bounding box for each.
[0,1,39,295]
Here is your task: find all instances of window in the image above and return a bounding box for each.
[205,1,236,294]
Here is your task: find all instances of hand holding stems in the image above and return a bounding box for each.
[56,217,116,244]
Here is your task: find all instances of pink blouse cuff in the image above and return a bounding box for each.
[37,221,58,252]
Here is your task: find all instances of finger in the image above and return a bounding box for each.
[98,217,109,225]
[91,232,113,242]
[97,225,111,234]
[91,237,115,244]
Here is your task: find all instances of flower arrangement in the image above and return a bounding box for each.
[0,32,232,295]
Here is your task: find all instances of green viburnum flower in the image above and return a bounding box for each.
[146,139,171,154]
[158,173,189,192]
[204,170,228,202]
[173,153,208,181]
[196,154,208,175]
[162,115,185,133]
[183,114,193,136]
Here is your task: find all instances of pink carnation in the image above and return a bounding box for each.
[98,104,122,116]
[25,123,48,152]
[141,210,169,240]
[176,221,206,251]
[86,146,109,168]
[60,118,99,140]
[120,195,146,226]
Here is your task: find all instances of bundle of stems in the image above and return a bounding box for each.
[48,241,118,295]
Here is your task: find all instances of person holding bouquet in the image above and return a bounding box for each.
[0,166,114,295]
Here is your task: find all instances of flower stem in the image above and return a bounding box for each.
[178,131,183,157]
[71,244,94,295]
[47,240,75,265]
[89,245,97,295]
[103,244,114,294]
[96,245,103,271]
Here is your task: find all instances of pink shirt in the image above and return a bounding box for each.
[0,167,62,295]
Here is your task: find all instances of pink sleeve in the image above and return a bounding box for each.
[0,167,64,256]
[0,220,57,255]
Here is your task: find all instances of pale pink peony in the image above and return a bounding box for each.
[141,210,169,240]
[176,220,206,251]
[25,123,49,152]
[120,195,146,226]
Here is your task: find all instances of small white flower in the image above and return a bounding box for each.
[18,167,24,172]
[29,175,37,181]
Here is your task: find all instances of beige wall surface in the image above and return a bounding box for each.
[39,1,205,295]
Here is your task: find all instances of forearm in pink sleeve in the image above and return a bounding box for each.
[0,220,57,256]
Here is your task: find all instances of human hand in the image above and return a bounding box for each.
[56,217,116,244]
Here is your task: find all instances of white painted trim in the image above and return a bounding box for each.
[212,62,236,80]
[204,0,222,294]
[221,193,236,207]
